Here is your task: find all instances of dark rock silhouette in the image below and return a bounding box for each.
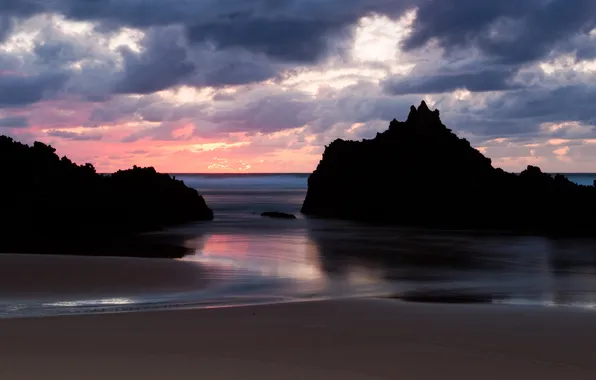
[301,101,596,237]
[0,136,213,256]
[261,212,297,219]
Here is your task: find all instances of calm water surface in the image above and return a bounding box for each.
[2,173,596,317]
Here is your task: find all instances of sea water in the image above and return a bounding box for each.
[2,173,596,317]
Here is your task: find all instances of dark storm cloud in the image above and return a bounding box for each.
[0,0,43,16]
[187,19,349,63]
[191,48,280,87]
[3,1,594,70]
[0,15,15,42]
[403,0,596,65]
[87,0,417,93]
[0,0,418,64]
[113,28,196,94]
[207,92,314,134]
[0,72,70,107]
[485,85,596,125]
[46,130,103,141]
[0,115,29,128]
[34,41,80,65]
[383,68,519,95]
[428,83,596,145]
[444,114,543,142]
[111,25,283,93]
[382,0,596,95]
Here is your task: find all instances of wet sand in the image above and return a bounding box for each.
[0,254,208,300]
[0,299,595,379]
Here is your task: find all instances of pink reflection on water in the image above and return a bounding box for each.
[182,232,326,283]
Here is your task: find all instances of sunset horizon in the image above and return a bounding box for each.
[1,1,595,173]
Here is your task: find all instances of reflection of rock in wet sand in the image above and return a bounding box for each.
[548,239,596,273]
[0,233,196,259]
[307,220,596,306]
[396,291,501,304]
[307,222,514,275]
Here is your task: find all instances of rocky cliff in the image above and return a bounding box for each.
[301,101,596,236]
[0,136,213,255]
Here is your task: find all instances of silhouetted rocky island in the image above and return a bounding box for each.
[0,136,213,257]
[302,101,596,237]
[261,212,297,219]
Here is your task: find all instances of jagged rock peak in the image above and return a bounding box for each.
[406,105,417,123]
[418,100,430,113]
[406,100,442,126]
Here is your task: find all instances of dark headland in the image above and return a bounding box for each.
[0,136,213,257]
[301,101,596,237]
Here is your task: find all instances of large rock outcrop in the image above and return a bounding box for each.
[0,136,213,255]
[301,101,596,236]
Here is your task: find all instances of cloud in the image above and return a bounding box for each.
[45,129,103,141]
[0,1,595,173]
[206,90,313,134]
[187,18,349,63]
[0,15,15,42]
[187,46,281,87]
[482,85,596,126]
[113,27,196,94]
[0,72,70,107]
[0,115,29,128]
[383,67,520,94]
[181,0,417,64]
[212,91,235,101]
[1,1,418,62]
[403,0,596,65]
[34,41,80,65]
[120,122,192,143]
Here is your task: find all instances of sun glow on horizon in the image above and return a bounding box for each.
[179,141,250,153]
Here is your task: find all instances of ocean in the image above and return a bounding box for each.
[2,173,596,317]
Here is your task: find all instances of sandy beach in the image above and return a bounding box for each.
[0,254,208,300]
[0,299,595,379]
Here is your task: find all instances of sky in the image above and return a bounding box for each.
[0,0,595,173]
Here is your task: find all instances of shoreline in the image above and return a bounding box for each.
[1,252,596,319]
[0,253,209,301]
[0,299,595,379]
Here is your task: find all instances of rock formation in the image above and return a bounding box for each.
[301,101,596,236]
[261,212,297,219]
[0,136,213,255]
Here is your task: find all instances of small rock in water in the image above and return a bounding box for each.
[261,212,297,219]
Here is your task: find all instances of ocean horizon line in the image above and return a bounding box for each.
[175,172,596,175]
[98,172,312,176]
[97,172,596,176]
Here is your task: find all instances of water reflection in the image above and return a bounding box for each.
[181,232,330,298]
[160,176,596,310]
[44,298,135,307]
[307,222,596,308]
[162,215,596,310]
[7,205,596,318]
